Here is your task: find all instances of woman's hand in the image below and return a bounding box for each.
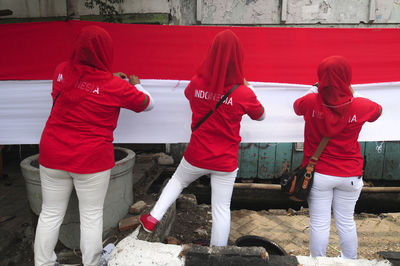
[113,72,127,79]
[244,78,249,86]
[129,74,140,85]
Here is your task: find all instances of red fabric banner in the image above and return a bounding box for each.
[1,20,400,84]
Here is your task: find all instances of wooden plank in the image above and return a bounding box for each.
[238,143,258,179]
[274,143,293,177]
[257,143,276,180]
[364,141,385,180]
[383,141,400,181]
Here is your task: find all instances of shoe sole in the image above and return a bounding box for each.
[139,220,154,233]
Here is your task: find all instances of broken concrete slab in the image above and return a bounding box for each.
[108,228,185,266]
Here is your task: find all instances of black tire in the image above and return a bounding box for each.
[235,235,288,256]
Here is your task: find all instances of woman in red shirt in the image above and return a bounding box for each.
[34,26,153,266]
[294,56,382,259]
[140,30,265,246]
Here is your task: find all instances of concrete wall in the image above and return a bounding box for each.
[197,0,400,25]
[1,0,400,26]
[79,0,170,15]
[0,0,170,17]
[0,0,66,18]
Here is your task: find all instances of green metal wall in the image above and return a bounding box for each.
[237,141,400,181]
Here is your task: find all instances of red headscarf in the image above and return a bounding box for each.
[315,55,353,137]
[197,30,244,98]
[54,26,114,114]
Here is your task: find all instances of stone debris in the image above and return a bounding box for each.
[296,206,309,216]
[358,212,379,218]
[287,208,296,216]
[154,152,174,166]
[194,227,208,237]
[384,213,400,223]
[119,215,140,232]
[167,236,181,245]
[267,209,287,215]
[177,194,197,210]
[129,200,147,215]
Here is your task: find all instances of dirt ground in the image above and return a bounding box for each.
[130,153,400,261]
[140,192,400,261]
[1,152,399,265]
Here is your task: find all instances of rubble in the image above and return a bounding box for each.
[119,215,140,232]
[154,152,174,166]
[177,194,198,209]
[129,200,147,215]
[167,236,181,245]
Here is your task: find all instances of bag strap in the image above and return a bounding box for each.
[51,91,61,111]
[309,136,330,163]
[192,84,240,132]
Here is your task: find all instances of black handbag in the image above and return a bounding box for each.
[280,137,330,202]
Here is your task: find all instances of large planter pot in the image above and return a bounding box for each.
[20,146,135,249]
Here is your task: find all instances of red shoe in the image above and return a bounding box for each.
[140,214,158,233]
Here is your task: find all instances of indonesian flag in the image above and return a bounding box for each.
[0,21,399,144]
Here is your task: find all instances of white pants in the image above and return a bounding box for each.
[34,165,111,266]
[308,172,363,259]
[151,157,237,247]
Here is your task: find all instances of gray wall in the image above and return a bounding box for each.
[197,0,400,25]
[1,0,400,26]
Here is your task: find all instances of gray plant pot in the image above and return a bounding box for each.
[20,146,135,249]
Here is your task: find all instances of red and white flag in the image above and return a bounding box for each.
[0,21,399,144]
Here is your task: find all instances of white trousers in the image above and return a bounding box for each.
[34,165,111,266]
[308,172,363,259]
[150,157,237,247]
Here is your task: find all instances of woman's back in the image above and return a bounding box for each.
[39,26,150,174]
[295,92,382,176]
[39,62,149,174]
[184,75,264,172]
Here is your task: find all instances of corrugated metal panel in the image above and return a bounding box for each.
[257,143,277,179]
[238,143,258,179]
[383,142,400,180]
[274,143,293,177]
[364,142,385,180]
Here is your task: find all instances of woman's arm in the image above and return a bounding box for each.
[129,74,154,111]
[243,79,265,121]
